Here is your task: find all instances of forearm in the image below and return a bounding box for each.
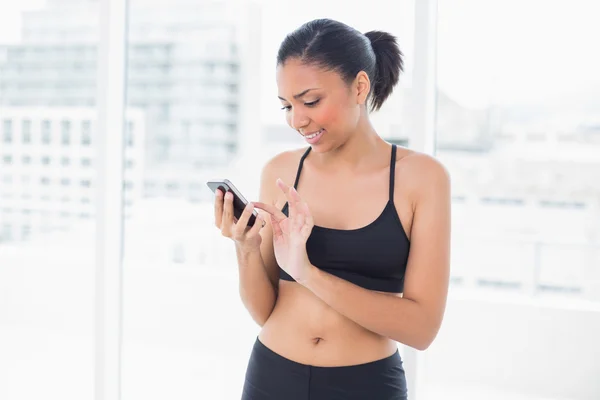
[236,245,277,327]
[302,266,435,350]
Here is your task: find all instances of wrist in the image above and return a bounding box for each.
[298,263,318,287]
[235,243,262,260]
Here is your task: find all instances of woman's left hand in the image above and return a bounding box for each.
[254,178,314,285]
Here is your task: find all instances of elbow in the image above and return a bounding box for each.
[397,325,439,351]
[254,304,277,328]
[414,338,433,351]
[254,316,268,328]
[405,336,434,352]
[250,307,273,328]
[413,314,443,351]
[417,324,440,351]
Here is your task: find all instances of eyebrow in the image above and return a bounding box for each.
[277,88,319,101]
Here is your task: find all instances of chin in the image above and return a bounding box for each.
[308,141,333,153]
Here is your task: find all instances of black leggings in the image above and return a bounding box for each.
[241,337,408,400]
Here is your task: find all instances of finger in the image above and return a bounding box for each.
[291,188,313,227]
[290,186,303,209]
[276,178,290,193]
[277,178,295,211]
[301,201,314,228]
[270,214,283,237]
[288,187,297,219]
[221,191,234,237]
[253,201,287,222]
[214,189,224,228]
[248,213,264,237]
[234,201,255,237]
[295,212,305,230]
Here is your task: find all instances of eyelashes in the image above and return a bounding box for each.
[280,99,320,111]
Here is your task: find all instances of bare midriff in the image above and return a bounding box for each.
[258,280,401,367]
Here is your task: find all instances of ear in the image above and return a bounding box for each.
[354,71,371,106]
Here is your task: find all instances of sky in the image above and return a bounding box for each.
[1,0,599,111]
[436,0,600,108]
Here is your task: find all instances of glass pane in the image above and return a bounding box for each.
[121,1,415,399]
[0,1,99,398]
[436,0,600,299]
[427,1,600,399]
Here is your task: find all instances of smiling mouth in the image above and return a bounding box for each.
[302,129,323,139]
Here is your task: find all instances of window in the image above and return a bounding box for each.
[81,120,92,145]
[22,120,32,143]
[61,120,71,145]
[1,224,12,241]
[121,2,417,399]
[435,0,599,300]
[41,120,51,144]
[126,121,134,146]
[2,119,12,143]
[425,1,600,398]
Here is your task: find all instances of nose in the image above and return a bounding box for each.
[289,109,309,131]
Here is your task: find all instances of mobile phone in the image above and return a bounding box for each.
[206,179,260,227]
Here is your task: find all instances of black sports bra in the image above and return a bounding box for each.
[280,144,410,293]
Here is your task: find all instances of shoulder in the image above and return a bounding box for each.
[260,146,309,181]
[259,146,310,203]
[394,148,451,204]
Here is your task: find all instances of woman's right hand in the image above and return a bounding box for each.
[214,189,264,253]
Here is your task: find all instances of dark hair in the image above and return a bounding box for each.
[277,19,404,112]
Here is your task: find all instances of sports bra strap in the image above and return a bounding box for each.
[293,145,395,198]
[389,144,397,202]
[293,147,312,189]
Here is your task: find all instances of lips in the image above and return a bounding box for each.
[302,129,323,139]
[301,128,325,144]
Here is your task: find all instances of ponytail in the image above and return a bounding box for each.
[364,31,404,112]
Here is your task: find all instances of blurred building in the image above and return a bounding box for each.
[0,106,145,242]
[0,0,262,200]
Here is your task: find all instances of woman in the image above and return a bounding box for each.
[214,18,451,400]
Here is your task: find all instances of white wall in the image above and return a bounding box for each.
[421,292,600,400]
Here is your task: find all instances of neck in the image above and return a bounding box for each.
[316,111,386,171]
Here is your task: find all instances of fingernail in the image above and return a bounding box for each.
[225,192,233,200]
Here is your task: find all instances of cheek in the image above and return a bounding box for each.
[313,103,347,130]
